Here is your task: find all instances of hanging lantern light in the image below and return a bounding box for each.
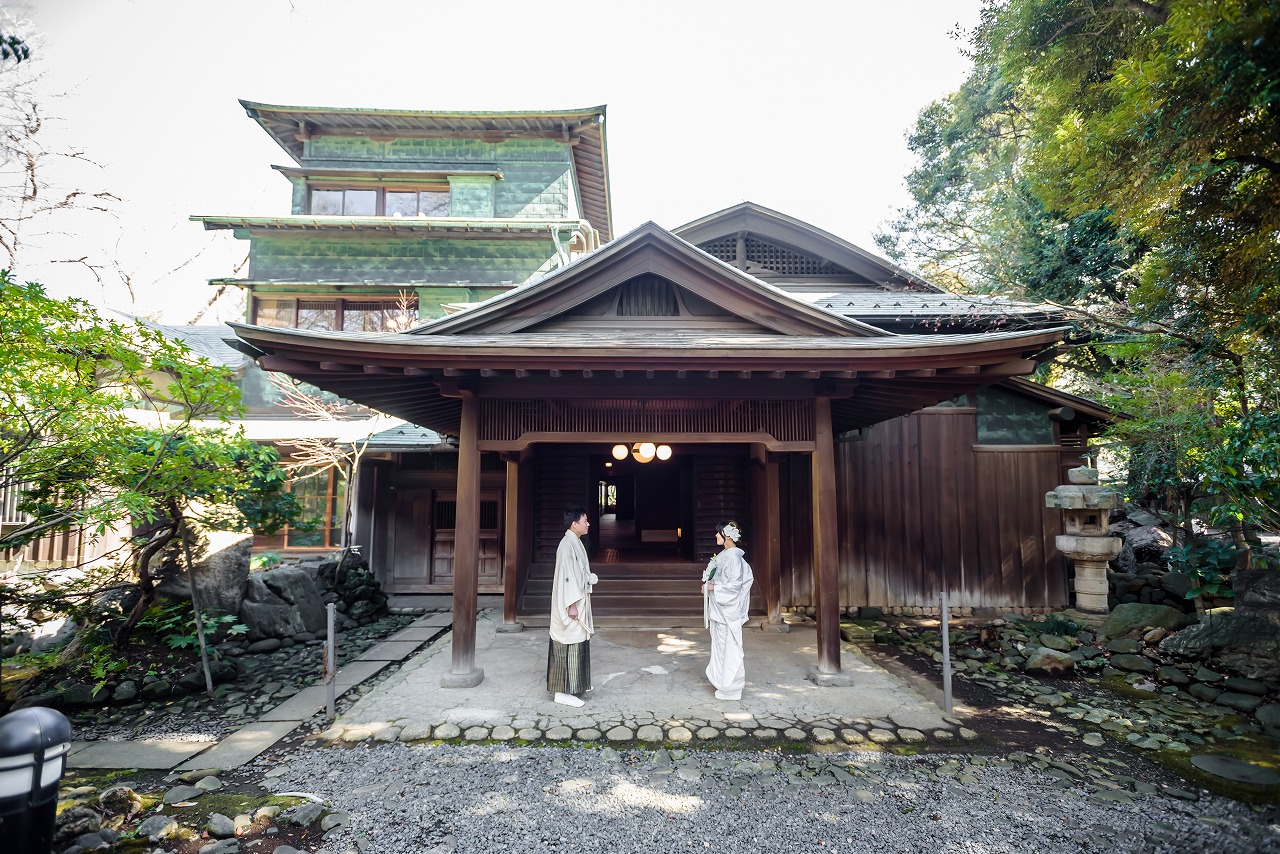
[611,444,629,461]
[631,442,656,463]
[656,444,672,461]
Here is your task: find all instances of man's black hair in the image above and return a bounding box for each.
[564,506,588,529]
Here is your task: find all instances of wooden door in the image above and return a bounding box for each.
[389,486,432,592]
[431,491,501,584]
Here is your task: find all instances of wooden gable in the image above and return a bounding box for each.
[674,202,941,292]
[414,223,891,338]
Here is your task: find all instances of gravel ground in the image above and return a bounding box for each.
[255,743,1280,854]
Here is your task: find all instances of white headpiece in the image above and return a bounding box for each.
[720,522,742,543]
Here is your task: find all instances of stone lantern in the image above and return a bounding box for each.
[1045,465,1122,614]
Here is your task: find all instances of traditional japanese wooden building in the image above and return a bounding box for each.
[207,101,1110,685]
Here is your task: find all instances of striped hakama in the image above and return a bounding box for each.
[546,638,591,695]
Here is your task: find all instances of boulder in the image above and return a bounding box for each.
[238,566,327,640]
[1160,571,1196,600]
[156,530,253,616]
[1098,603,1190,639]
[1123,525,1175,557]
[1234,569,1280,627]
[1159,612,1280,670]
[1024,647,1077,677]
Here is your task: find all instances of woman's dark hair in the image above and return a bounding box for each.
[564,506,588,528]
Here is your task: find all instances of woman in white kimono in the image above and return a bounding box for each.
[702,521,754,700]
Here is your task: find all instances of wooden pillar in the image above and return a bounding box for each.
[499,455,526,631]
[442,391,484,687]
[751,446,786,631]
[810,395,845,679]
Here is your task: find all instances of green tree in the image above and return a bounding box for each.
[1,272,301,645]
[881,0,1280,569]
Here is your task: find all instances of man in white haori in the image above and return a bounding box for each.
[547,506,597,707]
[702,521,754,700]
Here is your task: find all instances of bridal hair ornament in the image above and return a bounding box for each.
[721,522,742,543]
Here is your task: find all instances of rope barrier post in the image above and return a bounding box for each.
[940,590,953,715]
[324,602,337,721]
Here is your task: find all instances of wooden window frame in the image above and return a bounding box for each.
[252,295,419,332]
[307,184,451,217]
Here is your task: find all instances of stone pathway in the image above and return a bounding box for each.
[317,611,972,749]
[67,613,453,771]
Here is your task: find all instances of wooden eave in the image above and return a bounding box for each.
[239,100,612,240]
[227,322,1066,436]
[674,202,942,292]
[272,166,505,182]
[191,215,573,240]
[1000,377,1120,423]
[411,223,890,338]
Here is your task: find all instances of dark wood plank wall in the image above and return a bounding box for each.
[692,454,750,562]
[533,451,591,561]
[784,408,1069,610]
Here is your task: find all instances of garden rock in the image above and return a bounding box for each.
[155,530,254,615]
[111,680,139,703]
[137,814,179,841]
[1108,653,1155,674]
[60,681,108,707]
[282,801,325,827]
[1121,525,1174,560]
[239,566,327,640]
[53,807,100,845]
[1159,612,1280,673]
[1098,603,1189,638]
[1234,569,1280,626]
[141,680,172,700]
[98,785,143,817]
[1160,571,1195,600]
[206,813,237,838]
[1024,647,1076,676]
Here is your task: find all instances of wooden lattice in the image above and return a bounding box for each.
[745,237,832,276]
[479,398,815,442]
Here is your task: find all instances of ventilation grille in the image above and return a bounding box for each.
[617,274,680,316]
[745,237,832,276]
[700,237,738,263]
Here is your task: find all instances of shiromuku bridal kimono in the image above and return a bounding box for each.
[704,546,754,700]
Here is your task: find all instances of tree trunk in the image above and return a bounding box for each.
[115,519,179,647]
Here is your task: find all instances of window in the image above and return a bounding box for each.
[385,190,451,218]
[254,296,419,332]
[283,467,347,549]
[309,186,450,217]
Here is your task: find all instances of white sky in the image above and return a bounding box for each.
[11,0,980,324]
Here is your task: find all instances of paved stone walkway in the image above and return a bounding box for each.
[67,613,453,770]
[322,610,969,747]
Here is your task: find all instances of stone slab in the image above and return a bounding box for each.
[258,686,331,722]
[176,721,301,771]
[388,626,447,643]
[336,660,390,686]
[415,613,455,628]
[69,739,209,770]
[357,641,423,662]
